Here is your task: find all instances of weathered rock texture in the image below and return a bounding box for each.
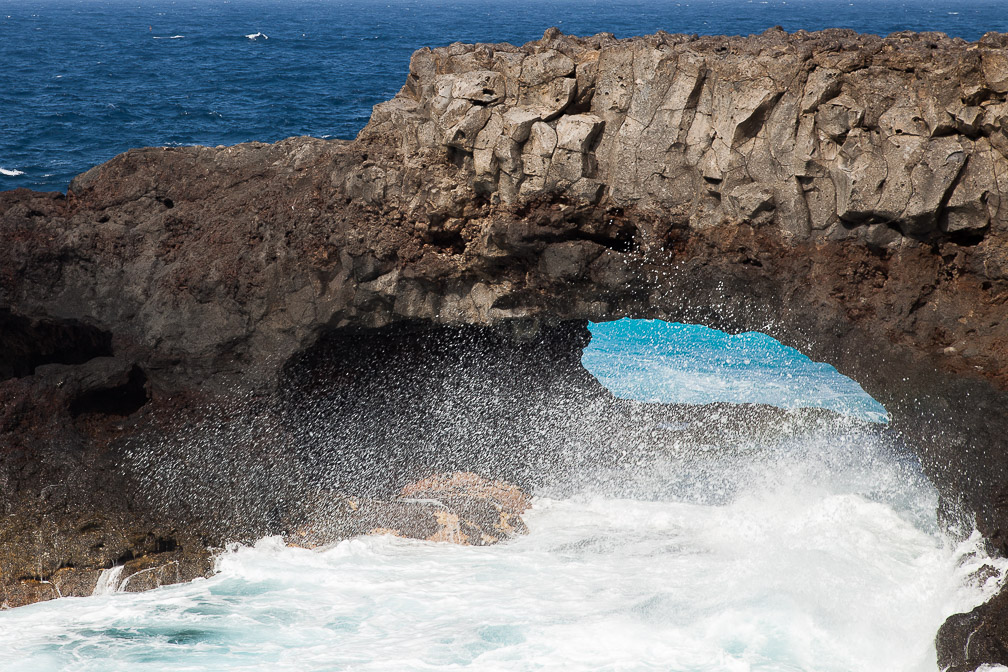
[2,27,1008,668]
[369,27,1008,238]
[287,472,531,548]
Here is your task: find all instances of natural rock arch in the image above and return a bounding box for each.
[2,27,1008,666]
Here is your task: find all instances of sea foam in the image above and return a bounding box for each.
[0,424,1001,672]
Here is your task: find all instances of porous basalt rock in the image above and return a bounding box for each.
[2,27,1008,669]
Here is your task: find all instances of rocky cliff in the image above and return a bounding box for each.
[3,27,1008,668]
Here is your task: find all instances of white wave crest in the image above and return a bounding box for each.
[153,34,185,39]
[245,31,268,40]
[0,167,25,176]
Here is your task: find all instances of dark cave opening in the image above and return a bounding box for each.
[0,309,113,380]
[276,319,611,496]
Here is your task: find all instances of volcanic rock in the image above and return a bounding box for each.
[2,27,1008,670]
[937,585,1008,672]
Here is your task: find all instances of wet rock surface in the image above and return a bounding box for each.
[938,584,1008,672]
[2,27,1008,668]
[286,472,531,548]
[0,493,217,607]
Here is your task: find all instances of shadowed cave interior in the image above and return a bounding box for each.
[116,318,908,545]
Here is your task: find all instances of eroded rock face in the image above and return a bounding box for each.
[0,320,612,609]
[2,29,1005,397]
[2,27,1008,668]
[368,27,1008,237]
[937,593,1008,672]
[0,490,217,607]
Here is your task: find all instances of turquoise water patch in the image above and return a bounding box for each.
[582,319,888,423]
[479,624,526,646]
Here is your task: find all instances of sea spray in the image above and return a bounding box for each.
[2,319,1000,670]
[92,565,125,596]
[1,415,1003,671]
[0,499,1000,670]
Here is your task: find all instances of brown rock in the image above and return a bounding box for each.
[400,471,531,516]
[286,472,531,548]
[937,587,1008,671]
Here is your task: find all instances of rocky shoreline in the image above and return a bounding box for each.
[3,27,1008,668]
[1,469,531,608]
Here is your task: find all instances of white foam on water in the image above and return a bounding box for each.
[153,35,185,39]
[245,31,268,40]
[0,441,1002,672]
[0,167,25,176]
[0,321,998,670]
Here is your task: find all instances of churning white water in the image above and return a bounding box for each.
[0,321,1003,671]
[0,485,1002,671]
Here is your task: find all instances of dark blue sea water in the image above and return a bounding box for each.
[1,0,1005,191]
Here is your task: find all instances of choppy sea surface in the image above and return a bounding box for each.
[1,0,1007,190]
[3,1,1008,670]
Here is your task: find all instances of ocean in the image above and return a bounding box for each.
[3,1,1008,670]
[1,317,1003,671]
[1,397,1005,671]
[1,0,1007,191]
[584,319,890,423]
